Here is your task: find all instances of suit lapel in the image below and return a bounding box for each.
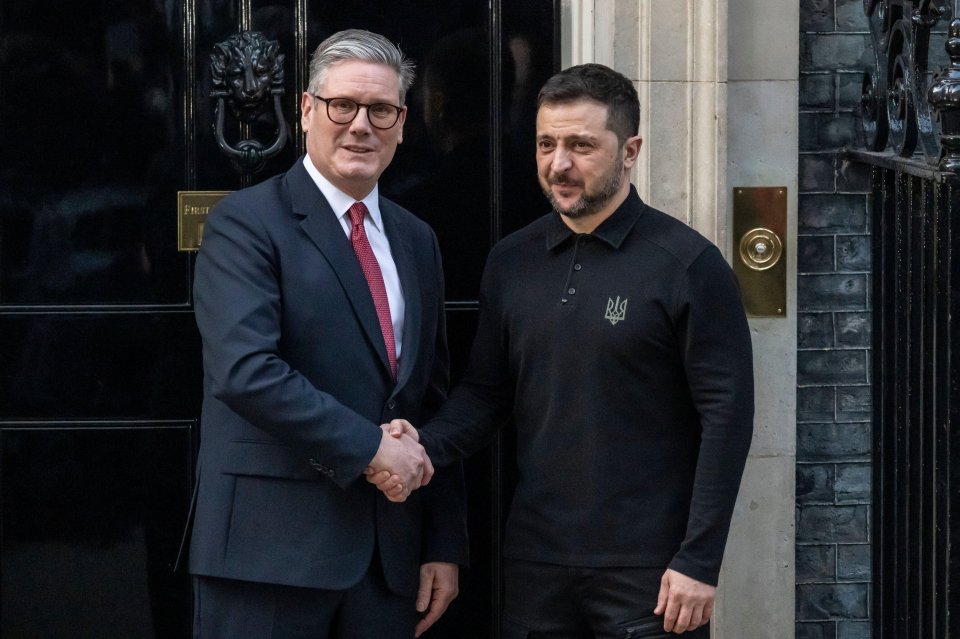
[287,162,392,377]
[381,198,421,390]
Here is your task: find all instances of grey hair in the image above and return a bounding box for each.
[307,29,415,105]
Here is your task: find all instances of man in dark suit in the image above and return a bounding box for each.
[187,29,467,638]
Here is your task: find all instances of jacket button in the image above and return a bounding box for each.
[387,399,397,410]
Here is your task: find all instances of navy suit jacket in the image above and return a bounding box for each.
[186,157,467,595]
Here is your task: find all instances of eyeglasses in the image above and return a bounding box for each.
[312,95,403,129]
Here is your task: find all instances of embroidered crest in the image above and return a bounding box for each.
[604,296,628,325]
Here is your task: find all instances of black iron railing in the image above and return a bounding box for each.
[854,3,960,637]
[855,160,959,638]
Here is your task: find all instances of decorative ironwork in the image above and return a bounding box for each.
[928,18,960,170]
[856,13,960,639]
[210,31,289,174]
[860,1,952,164]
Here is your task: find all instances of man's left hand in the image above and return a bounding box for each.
[653,568,715,633]
[415,562,459,637]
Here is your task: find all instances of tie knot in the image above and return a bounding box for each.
[348,202,368,227]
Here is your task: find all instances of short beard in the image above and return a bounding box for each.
[544,161,624,220]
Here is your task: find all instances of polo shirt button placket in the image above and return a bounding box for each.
[562,238,586,306]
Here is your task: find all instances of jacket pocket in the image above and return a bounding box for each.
[220,439,319,480]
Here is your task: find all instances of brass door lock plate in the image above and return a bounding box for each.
[733,187,787,316]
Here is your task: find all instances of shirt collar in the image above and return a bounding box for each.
[302,155,383,231]
[545,185,645,251]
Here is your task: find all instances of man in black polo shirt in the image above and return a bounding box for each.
[370,63,754,637]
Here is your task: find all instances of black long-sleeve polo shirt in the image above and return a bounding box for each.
[420,186,754,586]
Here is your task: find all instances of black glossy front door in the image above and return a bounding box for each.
[0,2,556,637]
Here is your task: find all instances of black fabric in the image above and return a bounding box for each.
[501,559,709,639]
[420,187,754,586]
[193,560,418,639]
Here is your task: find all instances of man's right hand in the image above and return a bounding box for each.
[367,421,433,501]
[366,420,423,502]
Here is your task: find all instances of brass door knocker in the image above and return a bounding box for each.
[210,31,289,174]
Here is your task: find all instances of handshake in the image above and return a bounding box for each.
[365,419,429,502]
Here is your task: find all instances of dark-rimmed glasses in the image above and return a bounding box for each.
[312,95,403,129]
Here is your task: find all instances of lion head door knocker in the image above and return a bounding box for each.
[210,31,289,174]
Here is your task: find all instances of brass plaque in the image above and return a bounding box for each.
[178,191,230,251]
[732,187,787,317]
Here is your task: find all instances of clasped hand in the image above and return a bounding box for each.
[366,419,428,502]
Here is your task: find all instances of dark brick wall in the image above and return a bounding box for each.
[798,1,873,637]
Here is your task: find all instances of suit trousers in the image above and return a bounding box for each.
[193,552,418,639]
[501,559,710,639]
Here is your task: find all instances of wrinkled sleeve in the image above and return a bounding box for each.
[419,252,515,468]
[666,246,755,586]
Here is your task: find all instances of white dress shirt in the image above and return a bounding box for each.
[303,156,405,360]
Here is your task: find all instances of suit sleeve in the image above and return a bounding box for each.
[194,196,381,489]
[418,232,469,565]
[666,246,755,586]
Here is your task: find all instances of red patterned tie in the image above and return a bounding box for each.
[348,202,397,379]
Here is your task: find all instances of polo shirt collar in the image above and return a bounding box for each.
[545,185,645,250]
